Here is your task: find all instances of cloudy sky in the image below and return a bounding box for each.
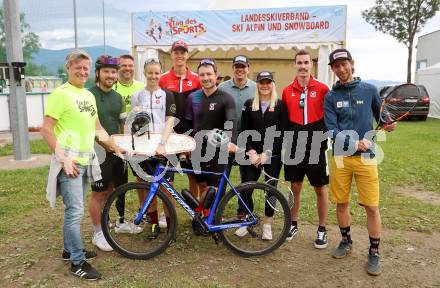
[11,0,440,81]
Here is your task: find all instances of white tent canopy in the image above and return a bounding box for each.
[416,62,440,119]
[135,43,340,88]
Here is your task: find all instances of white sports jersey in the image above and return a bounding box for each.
[131,88,176,133]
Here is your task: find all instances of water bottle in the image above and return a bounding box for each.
[202,186,216,209]
[182,189,199,209]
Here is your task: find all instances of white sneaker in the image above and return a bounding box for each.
[92,231,113,252]
[262,224,272,240]
[234,226,248,237]
[158,212,167,229]
[114,220,143,234]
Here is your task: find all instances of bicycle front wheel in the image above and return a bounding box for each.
[101,182,177,260]
[215,182,291,257]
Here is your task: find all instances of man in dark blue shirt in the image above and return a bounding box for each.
[324,48,395,276]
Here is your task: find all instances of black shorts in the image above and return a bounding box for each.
[179,158,193,170]
[284,149,329,187]
[91,153,128,192]
[193,161,226,187]
[130,158,174,182]
[179,158,200,181]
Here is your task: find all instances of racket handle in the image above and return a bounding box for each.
[178,153,187,162]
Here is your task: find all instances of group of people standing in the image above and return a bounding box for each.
[41,40,394,280]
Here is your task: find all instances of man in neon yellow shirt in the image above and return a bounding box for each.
[41,49,122,281]
[113,54,144,112]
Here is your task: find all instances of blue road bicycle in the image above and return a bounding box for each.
[101,159,291,259]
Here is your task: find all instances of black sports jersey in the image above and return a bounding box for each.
[197,88,237,143]
[189,88,236,165]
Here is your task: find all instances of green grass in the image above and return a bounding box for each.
[0,119,439,235]
[0,139,51,156]
[378,118,440,192]
[0,167,49,234]
[376,118,440,232]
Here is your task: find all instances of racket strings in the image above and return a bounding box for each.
[382,84,421,123]
[261,168,294,209]
[378,88,416,129]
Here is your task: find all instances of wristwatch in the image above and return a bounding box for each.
[159,139,167,146]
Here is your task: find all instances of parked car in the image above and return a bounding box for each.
[379,84,430,121]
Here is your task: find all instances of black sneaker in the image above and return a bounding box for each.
[62,249,97,261]
[314,230,328,249]
[286,225,298,241]
[332,239,353,259]
[367,252,381,276]
[147,223,160,239]
[70,261,102,280]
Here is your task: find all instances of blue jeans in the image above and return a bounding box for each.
[58,164,88,265]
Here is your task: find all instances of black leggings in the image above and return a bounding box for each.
[238,155,282,217]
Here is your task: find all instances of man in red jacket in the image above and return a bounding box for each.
[159,40,201,227]
[159,40,201,134]
[282,49,330,249]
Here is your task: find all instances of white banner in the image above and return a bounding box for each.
[133,5,346,47]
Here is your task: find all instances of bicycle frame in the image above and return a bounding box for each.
[134,164,258,232]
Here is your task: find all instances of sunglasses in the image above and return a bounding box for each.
[198,58,217,70]
[145,58,160,65]
[299,90,306,108]
[97,56,120,65]
[144,58,161,69]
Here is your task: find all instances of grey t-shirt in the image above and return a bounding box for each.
[218,78,256,130]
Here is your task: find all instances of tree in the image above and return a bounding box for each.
[26,62,50,76]
[0,8,41,63]
[57,65,67,82]
[362,0,440,83]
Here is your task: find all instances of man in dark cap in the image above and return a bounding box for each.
[325,48,396,276]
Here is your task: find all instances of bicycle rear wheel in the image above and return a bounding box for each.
[101,182,177,260]
[215,182,291,257]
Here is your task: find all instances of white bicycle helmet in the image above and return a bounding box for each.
[206,129,229,147]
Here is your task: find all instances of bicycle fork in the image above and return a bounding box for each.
[134,181,160,225]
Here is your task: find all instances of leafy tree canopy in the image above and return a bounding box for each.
[0,8,50,76]
[362,0,440,82]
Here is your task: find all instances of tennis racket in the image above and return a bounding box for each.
[261,167,294,209]
[376,83,422,130]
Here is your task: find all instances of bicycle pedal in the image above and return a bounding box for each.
[248,227,258,238]
[211,233,220,245]
[192,216,209,237]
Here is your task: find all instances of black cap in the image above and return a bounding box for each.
[328,48,352,65]
[233,55,249,66]
[256,71,274,82]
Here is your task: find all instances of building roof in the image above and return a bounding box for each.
[418,29,440,39]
